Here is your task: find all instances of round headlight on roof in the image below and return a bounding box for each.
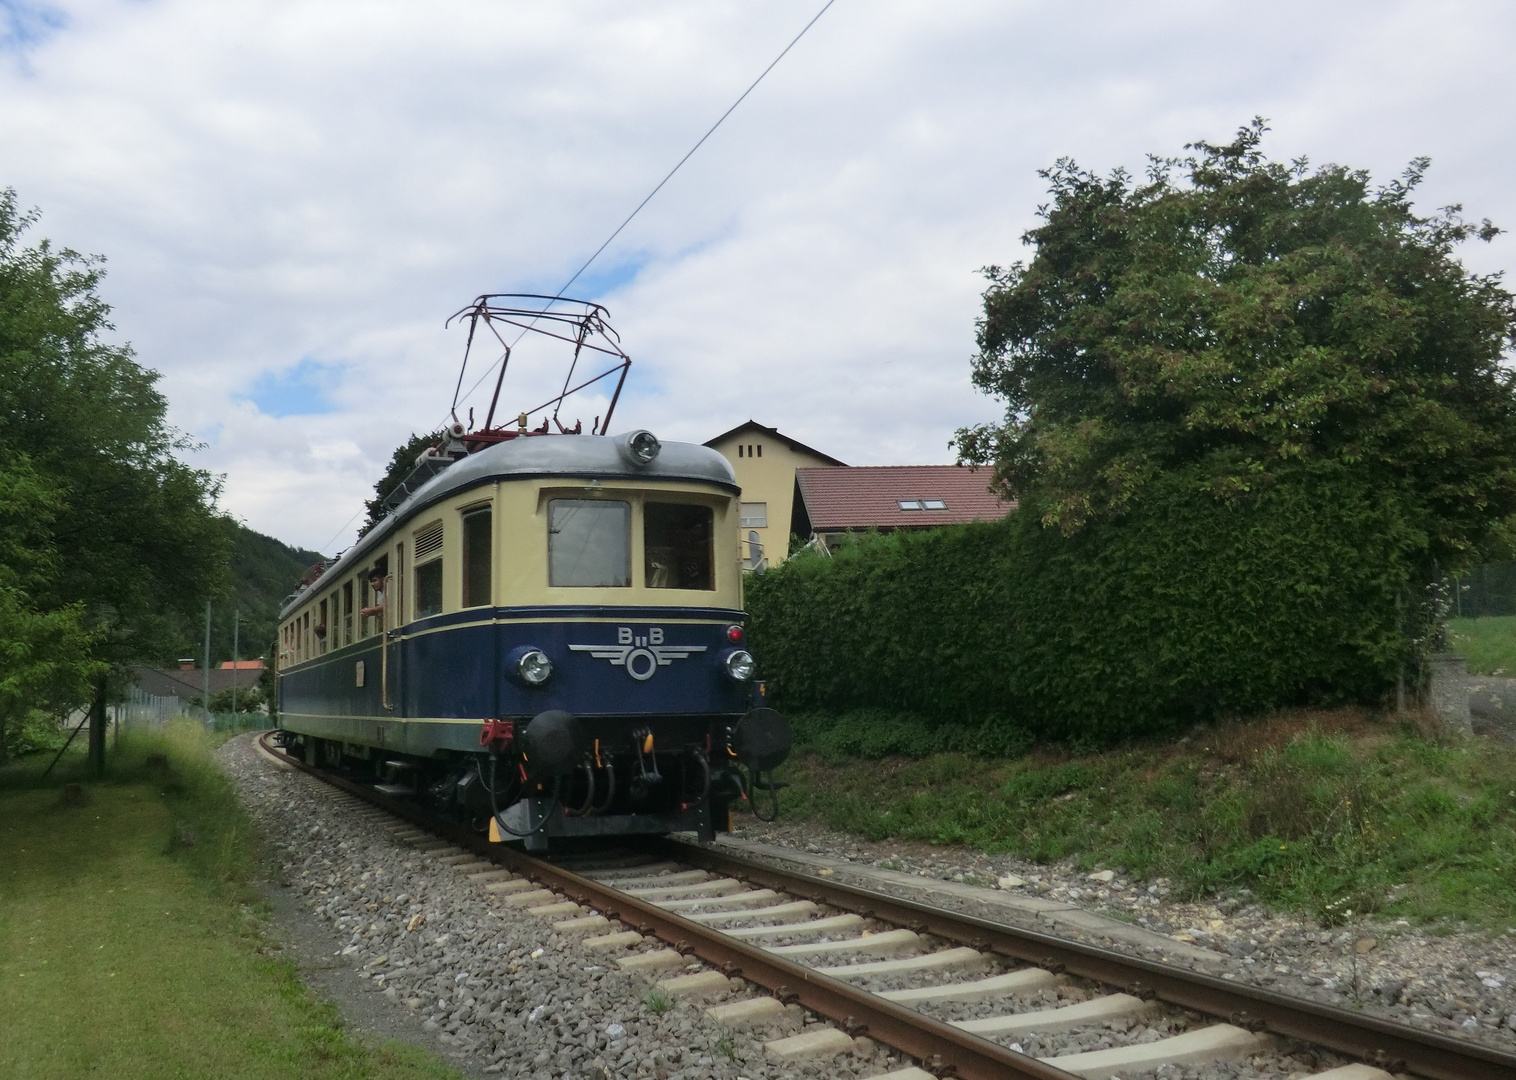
[616,429,661,467]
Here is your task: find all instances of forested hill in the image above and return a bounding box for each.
[192,525,325,667]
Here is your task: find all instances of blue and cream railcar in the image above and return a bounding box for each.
[275,431,790,847]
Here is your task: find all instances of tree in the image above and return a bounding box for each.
[206,684,265,714]
[955,121,1516,572]
[360,430,442,535]
[0,453,103,758]
[0,189,230,748]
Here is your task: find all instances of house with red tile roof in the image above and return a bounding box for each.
[706,421,1016,563]
[792,464,1014,551]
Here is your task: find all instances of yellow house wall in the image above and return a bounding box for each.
[706,432,839,567]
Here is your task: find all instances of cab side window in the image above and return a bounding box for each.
[645,503,713,590]
[548,499,630,587]
[413,521,444,619]
[462,507,492,607]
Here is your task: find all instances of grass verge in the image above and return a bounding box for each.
[0,722,463,1080]
[1448,615,1516,676]
[776,708,1516,928]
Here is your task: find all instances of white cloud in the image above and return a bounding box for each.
[3,0,1514,550]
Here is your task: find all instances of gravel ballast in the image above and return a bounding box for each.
[219,734,911,1079]
[217,731,1516,1078]
[732,817,1516,1053]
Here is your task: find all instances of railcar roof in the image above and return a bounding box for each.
[280,434,737,619]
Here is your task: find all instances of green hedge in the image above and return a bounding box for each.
[747,463,1420,745]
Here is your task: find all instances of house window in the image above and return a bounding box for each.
[548,499,630,587]
[462,507,492,608]
[898,500,922,511]
[757,444,762,457]
[922,499,947,510]
[739,502,768,528]
[414,559,443,619]
[645,503,713,590]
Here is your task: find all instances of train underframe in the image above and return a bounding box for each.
[280,708,787,851]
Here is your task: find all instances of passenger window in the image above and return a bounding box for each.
[342,581,353,645]
[414,559,443,619]
[462,507,492,607]
[548,499,630,587]
[645,503,714,590]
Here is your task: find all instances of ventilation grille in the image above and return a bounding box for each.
[413,522,443,561]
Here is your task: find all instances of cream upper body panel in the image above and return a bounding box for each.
[277,436,742,669]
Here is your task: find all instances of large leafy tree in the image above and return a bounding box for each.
[0,454,102,757]
[956,121,1516,569]
[0,189,230,750]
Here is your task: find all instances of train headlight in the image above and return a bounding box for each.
[722,649,756,682]
[517,648,554,686]
[616,429,661,467]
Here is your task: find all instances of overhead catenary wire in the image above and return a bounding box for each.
[321,2,840,558]
[448,0,840,420]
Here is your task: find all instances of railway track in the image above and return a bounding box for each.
[259,733,1516,1080]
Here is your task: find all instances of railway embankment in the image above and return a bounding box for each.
[746,706,1516,1049]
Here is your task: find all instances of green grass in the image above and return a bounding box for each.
[0,723,463,1080]
[1448,615,1516,676]
[643,987,673,1016]
[775,709,1516,927]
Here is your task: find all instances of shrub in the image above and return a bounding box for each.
[749,461,1417,745]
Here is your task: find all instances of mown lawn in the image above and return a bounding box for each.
[1448,615,1516,676]
[776,708,1516,927]
[0,725,462,1080]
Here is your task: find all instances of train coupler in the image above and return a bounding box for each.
[479,719,515,749]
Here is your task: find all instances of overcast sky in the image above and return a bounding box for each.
[4,0,1514,553]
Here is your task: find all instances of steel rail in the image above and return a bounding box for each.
[660,838,1516,1080]
[263,737,1076,1080]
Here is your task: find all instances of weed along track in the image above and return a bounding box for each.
[256,733,1516,1080]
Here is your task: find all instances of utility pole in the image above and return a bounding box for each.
[231,606,240,716]
[203,600,212,716]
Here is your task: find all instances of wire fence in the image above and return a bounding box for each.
[111,685,272,735]
[1455,561,1516,618]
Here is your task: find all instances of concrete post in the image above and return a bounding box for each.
[1427,653,1472,736]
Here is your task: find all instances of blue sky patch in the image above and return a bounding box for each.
[525,253,651,304]
[243,358,345,418]
[0,0,66,55]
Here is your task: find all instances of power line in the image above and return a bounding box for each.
[451,0,840,416]
[317,506,364,557]
[328,3,840,559]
